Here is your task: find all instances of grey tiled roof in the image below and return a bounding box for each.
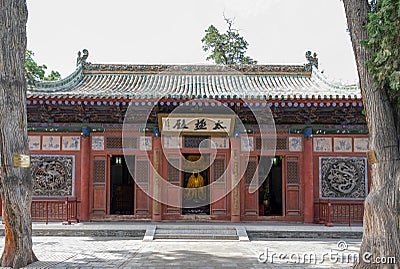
[27,63,360,100]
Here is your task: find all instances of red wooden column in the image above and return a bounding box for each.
[230,137,240,222]
[303,130,314,223]
[152,136,162,222]
[80,127,91,221]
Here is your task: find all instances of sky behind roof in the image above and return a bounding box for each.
[26,0,359,83]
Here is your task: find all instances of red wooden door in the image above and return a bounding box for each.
[92,155,107,215]
[135,157,150,215]
[285,156,301,216]
[163,157,182,215]
[242,157,258,216]
[210,156,228,216]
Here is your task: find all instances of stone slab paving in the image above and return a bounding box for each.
[0,236,361,268]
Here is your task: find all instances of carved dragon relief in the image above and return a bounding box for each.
[30,155,74,196]
[320,157,367,199]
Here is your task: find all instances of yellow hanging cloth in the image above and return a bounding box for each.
[186,171,206,200]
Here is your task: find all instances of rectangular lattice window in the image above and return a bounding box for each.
[183,136,210,148]
[168,159,180,183]
[212,159,225,182]
[106,137,122,149]
[93,160,106,183]
[255,137,287,151]
[244,160,257,185]
[286,157,299,184]
[106,136,137,150]
[276,137,288,151]
[136,160,149,183]
[124,137,138,149]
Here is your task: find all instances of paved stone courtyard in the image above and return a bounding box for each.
[0,236,361,269]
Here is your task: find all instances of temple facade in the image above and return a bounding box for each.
[22,51,368,223]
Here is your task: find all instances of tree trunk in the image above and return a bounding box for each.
[342,1,400,268]
[0,0,37,268]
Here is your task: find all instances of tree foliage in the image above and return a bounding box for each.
[201,17,257,65]
[365,0,400,95]
[25,50,61,84]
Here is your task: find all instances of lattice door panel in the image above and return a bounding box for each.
[164,158,181,215]
[211,157,227,216]
[243,157,258,216]
[285,156,300,216]
[135,158,150,215]
[92,155,107,215]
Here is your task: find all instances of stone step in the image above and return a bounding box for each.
[153,225,238,230]
[147,226,249,241]
[154,234,239,240]
[155,229,237,235]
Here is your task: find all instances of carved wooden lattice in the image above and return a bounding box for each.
[255,137,275,151]
[124,137,138,149]
[167,159,180,182]
[244,160,257,185]
[106,137,122,149]
[93,160,106,183]
[136,160,149,183]
[183,136,210,148]
[106,136,137,149]
[276,137,288,151]
[212,158,225,182]
[255,137,287,151]
[286,158,299,184]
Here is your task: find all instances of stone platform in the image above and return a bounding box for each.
[0,221,363,240]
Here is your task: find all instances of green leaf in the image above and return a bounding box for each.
[364,0,400,97]
[201,19,257,65]
[25,50,61,84]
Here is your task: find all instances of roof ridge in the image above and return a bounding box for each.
[82,62,311,75]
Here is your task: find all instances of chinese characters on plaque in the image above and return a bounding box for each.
[160,115,233,135]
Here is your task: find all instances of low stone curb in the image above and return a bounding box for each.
[22,229,145,238]
[0,229,361,240]
[247,230,362,240]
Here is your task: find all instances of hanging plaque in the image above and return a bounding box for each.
[158,114,235,135]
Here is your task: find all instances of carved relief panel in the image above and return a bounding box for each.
[319,157,367,199]
[30,155,74,196]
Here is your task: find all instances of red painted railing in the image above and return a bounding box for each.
[31,197,79,224]
[315,200,364,226]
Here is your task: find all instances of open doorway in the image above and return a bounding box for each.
[259,156,283,216]
[110,155,134,215]
[182,154,210,215]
